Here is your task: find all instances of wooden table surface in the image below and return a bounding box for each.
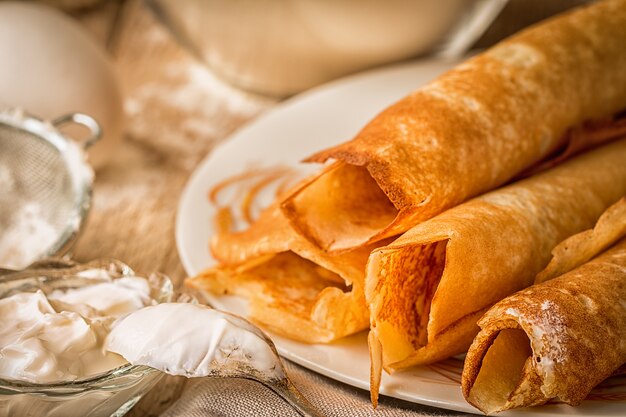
[67,1,582,415]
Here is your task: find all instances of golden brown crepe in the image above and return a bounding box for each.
[366,139,626,405]
[462,236,626,414]
[281,0,626,252]
[535,197,626,284]
[186,204,376,343]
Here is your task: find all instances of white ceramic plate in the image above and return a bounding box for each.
[176,58,626,416]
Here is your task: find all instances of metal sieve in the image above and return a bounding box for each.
[0,109,101,269]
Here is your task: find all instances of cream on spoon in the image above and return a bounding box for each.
[105,302,322,417]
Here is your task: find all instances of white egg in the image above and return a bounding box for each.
[0,2,124,169]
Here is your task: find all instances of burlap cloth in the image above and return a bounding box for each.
[162,359,473,417]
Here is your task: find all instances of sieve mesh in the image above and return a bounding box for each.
[0,123,76,264]
[0,111,99,269]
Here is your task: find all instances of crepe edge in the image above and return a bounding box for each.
[535,196,626,284]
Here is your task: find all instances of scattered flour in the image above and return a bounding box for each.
[0,202,58,269]
[123,60,274,172]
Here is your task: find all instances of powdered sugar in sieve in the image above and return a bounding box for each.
[0,110,100,269]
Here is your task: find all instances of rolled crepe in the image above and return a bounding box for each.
[462,237,626,414]
[535,197,626,284]
[366,139,626,404]
[186,204,375,343]
[282,0,626,252]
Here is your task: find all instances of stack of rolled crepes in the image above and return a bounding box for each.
[187,0,626,412]
[462,198,626,414]
[366,140,626,400]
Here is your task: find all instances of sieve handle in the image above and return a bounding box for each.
[52,113,102,149]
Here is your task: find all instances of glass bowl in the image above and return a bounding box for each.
[0,258,173,417]
[148,0,508,97]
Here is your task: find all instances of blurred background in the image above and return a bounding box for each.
[0,0,589,171]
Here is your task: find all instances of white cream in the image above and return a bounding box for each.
[106,303,284,380]
[49,277,152,317]
[0,277,153,383]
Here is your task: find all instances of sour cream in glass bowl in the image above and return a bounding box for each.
[0,259,173,417]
